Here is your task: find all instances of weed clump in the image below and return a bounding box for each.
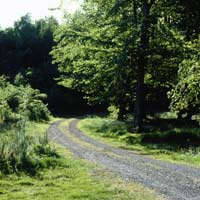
[0,120,60,176]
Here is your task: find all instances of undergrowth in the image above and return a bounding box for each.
[79,116,200,166]
[0,146,160,200]
[0,118,60,176]
[0,119,160,200]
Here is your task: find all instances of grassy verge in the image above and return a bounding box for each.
[0,147,160,200]
[0,117,61,175]
[78,116,200,167]
[0,118,161,200]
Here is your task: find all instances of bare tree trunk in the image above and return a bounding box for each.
[134,0,154,130]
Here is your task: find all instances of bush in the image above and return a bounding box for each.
[119,133,140,144]
[0,75,54,175]
[169,39,200,118]
[0,75,50,123]
[0,123,60,175]
[108,105,119,119]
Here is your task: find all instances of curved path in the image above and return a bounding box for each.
[48,119,200,200]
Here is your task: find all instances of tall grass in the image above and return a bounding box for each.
[0,118,60,175]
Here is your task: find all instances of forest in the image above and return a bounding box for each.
[0,0,200,199]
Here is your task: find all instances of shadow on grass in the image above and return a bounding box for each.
[140,118,200,150]
[84,116,200,153]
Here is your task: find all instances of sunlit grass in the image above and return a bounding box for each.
[0,146,160,200]
[0,118,161,200]
[78,116,200,167]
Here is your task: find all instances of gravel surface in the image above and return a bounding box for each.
[48,119,200,200]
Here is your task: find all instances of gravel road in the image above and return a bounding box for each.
[48,119,200,200]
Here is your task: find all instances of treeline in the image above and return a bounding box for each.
[0,15,57,91]
[0,14,91,115]
[0,1,200,130]
[0,15,56,124]
[0,16,60,174]
[51,0,200,129]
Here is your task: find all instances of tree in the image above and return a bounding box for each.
[133,0,154,129]
[51,0,137,120]
[169,38,200,119]
[180,0,200,40]
[51,0,200,127]
[0,15,59,96]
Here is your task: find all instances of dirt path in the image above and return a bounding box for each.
[48,119,200,200]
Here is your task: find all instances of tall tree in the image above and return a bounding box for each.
[51,0,200,125]
[134,0,154,130]
[51,0,137,119]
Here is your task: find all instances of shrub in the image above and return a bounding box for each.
[84,117,127,138]
[119,133,140,144]
[108,105,119,119]
[0,75,54,175]
[0,121,60,175]
[0,75,50,123]
[169,39,200,118]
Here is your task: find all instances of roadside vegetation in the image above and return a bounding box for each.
[0,75,54,174]
[0,116,160,200]
[0,76,160,199]
[79,115,200,167]
[0,144,160,200]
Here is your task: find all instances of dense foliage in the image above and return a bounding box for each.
[51,1,137,119]
[51,0,200,128]
[0,15,64,114]
[169,38,200,118]
[0,75,50,123]
[0,74,52,175]
[0,0,199,133]
[0,15,58,91]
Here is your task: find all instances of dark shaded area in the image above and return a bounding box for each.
[48,85,107,117]
[1,14,110,118]
[145,86,170,114]
[141,131,200,147]
[140,117,200,148]
[0,15,106,116]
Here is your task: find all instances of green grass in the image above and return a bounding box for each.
[0,118,161,200]
[0,117,59,142]
[78,116,200,167]
[0,117,61,175]
[0,147,160,200]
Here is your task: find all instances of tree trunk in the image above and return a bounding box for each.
[134,0,154,130]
